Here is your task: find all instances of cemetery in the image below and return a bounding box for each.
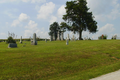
[0,36,120,79]
[0,0,120,79]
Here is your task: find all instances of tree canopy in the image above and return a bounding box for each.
[48,22,60,40]
[63,0,98,40]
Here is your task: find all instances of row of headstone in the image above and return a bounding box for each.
[19,33,76,44]
[50,32,77,41]
[50,31,64,41]
[66,34,76,41]
[17,33,76,46]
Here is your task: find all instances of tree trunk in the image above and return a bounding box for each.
[79,30,82,40]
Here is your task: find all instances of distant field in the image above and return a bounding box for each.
[0,40,120,80]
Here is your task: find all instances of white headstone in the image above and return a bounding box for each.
[50,35,53,41]
[61,32,64,40]
[57,31,60,40]
[68,34,69,40]
[50,37,51,41]
[19,36,22,43]
[53,33,55,41]
[45,38,47,42]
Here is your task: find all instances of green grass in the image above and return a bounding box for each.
[0,40,120,80]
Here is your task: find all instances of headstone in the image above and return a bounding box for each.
[68,34,69,40]
[57,31,61,40]
[66,39,69,45]
[19,36,22,43]
[50,37,51,41]
[8,43,17,48]
[50,35,53,41]
[73,35,75,41]
[31,33,37,45]
[29,37,32,41]
[53,33,55,41]
[61,32,64,40]
[66,37,67,40]
[45,38,47,43]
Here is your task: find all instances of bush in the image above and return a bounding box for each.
[98,34,107,40]
[6,36,16,44]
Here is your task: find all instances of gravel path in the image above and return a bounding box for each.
[90,70,120,80]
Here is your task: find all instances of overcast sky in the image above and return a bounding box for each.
[0,0,120,39]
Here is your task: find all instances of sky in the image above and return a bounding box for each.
[0,0,120,40]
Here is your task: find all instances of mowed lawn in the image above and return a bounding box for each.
[0,40,120,80]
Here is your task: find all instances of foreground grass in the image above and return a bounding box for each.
[0,40,120,80]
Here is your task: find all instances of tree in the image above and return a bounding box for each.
[6,32,16,43]
[59,22,68,32]
[63,0,98,40]
[48,22,60,40]
[6,36,16,43]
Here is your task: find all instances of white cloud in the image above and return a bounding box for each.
[31,0,46,3]
[49,16,57,24]
[77,24,115,40]
[90,24,115,39]
[0,33,6,36]
[0,0,17,3]
[24,20,49,38]
[87,0,111,15]
[0,0,46,3]
[86,0,120,21]
[24,30,33,37]
[22,0,46,3]
[24,20,38,37]
[3,9,18,18]
[57,5,66,18]
[107,3,120,20]
[6,22,9,25]
[22,0,30,3]
[19,13,30,22]
[0,33,7,39]
[11,13,30,27]
[25,20,37,29]
[37,2,55,19]
[99,24,115,33]
[11,20,20,27]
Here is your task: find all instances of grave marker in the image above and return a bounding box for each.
[31,33,37,45]
[19,36,22,43]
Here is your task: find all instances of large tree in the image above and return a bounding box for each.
[48,22,60,40]
[63,0,98,40]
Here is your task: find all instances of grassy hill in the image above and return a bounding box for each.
[0,40,120,80]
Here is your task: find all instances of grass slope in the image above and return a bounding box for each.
[0,40,120,80]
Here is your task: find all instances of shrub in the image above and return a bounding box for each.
[6,36,16,44]
[98,34,107,40]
